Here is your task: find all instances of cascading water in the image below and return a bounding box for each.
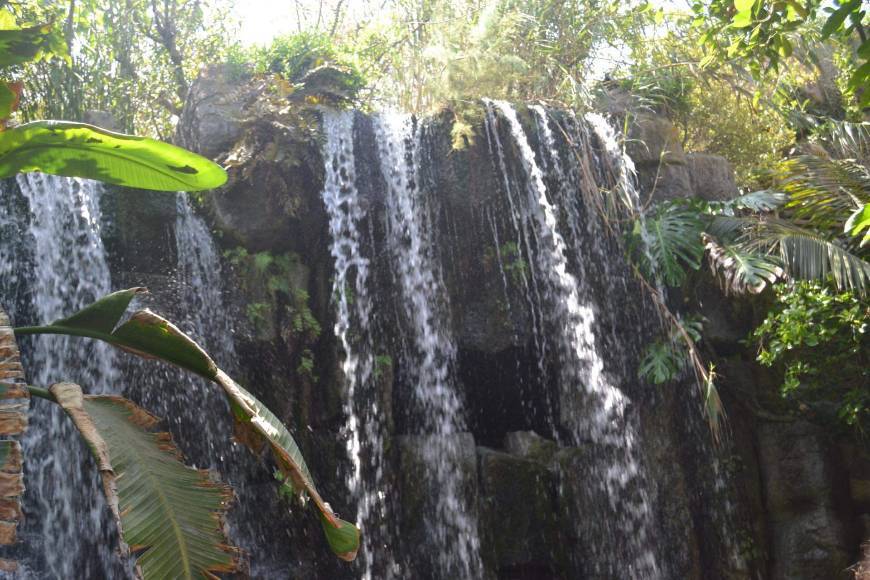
[485,101,662,578]
[0,174,127,578]
[373,113,483,578]
[320,110,395,579]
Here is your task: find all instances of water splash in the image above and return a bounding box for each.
[374,112,483,578]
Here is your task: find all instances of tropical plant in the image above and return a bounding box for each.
[12,289,360,568]
[750,280,869,438]
[0,10,360,576]
[692,0,868,108]
[10,0,238,137]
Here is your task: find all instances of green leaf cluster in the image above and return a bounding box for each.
[751,281,869,437]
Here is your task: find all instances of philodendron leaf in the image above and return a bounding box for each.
[49,382,238,579]
[18,289,361,561]
[0,121,227,191]
[214,370,361,561]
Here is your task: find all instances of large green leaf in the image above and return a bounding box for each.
[15,288,218,379]
[214,370,360,561]
[49,382,238,579]
[17,289,361,561]
[0,121,227,191]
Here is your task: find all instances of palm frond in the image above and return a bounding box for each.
[704,235,784,295]
[777,155,870,232]
[812,120,870,160]
[724,190,787,213]
[744,217,870,294]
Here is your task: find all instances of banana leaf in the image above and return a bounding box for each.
[0,121,227,192]
[50,382,237,579]
[16,289,361,561]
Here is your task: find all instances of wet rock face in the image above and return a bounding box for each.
[178,64,328,254]
[94,64,867,578]
[758,421,855,580]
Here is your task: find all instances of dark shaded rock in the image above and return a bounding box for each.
[841,443,870,513]
[687,153,738,201]
[503,431,557,464]
[758,421,855,579]
[477,447,567,578]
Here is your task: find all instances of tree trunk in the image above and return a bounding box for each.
[0,308,28,573]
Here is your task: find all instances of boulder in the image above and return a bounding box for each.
[626,114,686,166]
[758,421,854,579]
[177,63,256,158]
[397,433,479,576]
[477,447,566,577]
[636,161,693,201]
[83,110,119,132]
[503,431,557,464]
[687,153,738,201]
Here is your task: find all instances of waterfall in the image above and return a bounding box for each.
[320,110,394,579]
[0,174,127,578]
[485,101,662,578]
[373,113,483,578]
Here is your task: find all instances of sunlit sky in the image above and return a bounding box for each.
[232,0,690,47]
[233,0,373,46]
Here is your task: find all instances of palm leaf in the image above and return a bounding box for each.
[49,382,237,579]
[744,218,870,293]
[704,235,783,295]
[15,289,361,561]
[777,155,870,232]
[812,120,870,159]
[0,122,227,192]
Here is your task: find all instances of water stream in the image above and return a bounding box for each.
[1,174,126,578]
[320,110,394,579]
[486,101,662,578]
